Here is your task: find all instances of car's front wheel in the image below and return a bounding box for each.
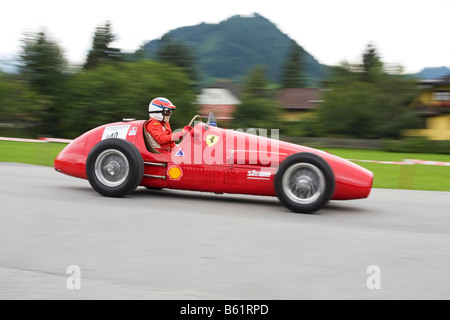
[86,139,144,197]
[274,152,335,213]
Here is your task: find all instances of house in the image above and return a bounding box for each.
[276,88,324,121]
[197,81,241,123]
[197,85,324,124]
[405,76,450,140]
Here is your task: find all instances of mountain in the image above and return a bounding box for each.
[414,66,450,80]
[138,13,328,86]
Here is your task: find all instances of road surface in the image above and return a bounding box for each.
[0,163,449,299]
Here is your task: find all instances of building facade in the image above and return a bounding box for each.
[405,77,450,140]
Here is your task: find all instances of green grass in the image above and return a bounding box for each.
[323,148,450,163]
[324,148,450,192]
[0,140,67,167]
[1,141,449,192]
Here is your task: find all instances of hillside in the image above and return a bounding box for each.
[139,13,328,86]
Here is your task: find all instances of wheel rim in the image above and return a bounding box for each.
[282,162,325,205]
[94,149,129,187]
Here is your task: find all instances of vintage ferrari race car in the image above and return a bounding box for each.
[54,113,373,213]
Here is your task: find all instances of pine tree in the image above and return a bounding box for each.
[84,21,122,69]
[281,41,305,88]
[19,29,68,135]
[232,65,280,129]
[20,30,67,95]
[242,65,272,98]
[362,43,383,81]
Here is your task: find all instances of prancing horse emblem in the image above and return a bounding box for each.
[206,135,219,147]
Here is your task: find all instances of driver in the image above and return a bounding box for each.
[146,97,192,154]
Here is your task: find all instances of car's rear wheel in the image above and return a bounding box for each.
[275,152,335,213]
[86,139,144,197]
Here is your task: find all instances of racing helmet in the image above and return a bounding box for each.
[148,97,176,121]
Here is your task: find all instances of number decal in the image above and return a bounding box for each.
[101,125,131,140]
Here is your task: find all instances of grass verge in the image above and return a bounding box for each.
[324,148,450,192]
[0,140,67,167]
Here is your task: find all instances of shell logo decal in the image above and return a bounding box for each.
[167,166,183,180]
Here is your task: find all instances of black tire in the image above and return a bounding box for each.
[274,152,335,213]
[86,139,144,197]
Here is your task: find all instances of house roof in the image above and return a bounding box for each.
[208,79,242,99]
[277,88,323,110]
[197,88,241,105]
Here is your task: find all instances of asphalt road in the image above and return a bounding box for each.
[0,163,449,300]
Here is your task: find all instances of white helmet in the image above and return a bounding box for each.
[148,97,176,122]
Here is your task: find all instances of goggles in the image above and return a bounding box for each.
[162,109,172,116]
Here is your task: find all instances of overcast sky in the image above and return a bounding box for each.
[1,0,449,74]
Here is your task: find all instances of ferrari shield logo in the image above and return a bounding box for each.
[206,135,219,147]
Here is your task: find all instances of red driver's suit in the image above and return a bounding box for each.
[145,119,176,154]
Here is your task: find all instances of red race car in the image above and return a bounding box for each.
[54,113,373,213]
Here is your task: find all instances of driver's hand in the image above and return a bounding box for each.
[171,126,193,141]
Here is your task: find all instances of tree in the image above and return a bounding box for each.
[281,41,305,88]
[319,79,377,137]
[318,58,420,139]
[59,60,197,138]
[19,30,68,135]
[362,43,383,81]
[156,36,197,82]
[0,72,49,125]
[232,97,280,129]
[84,21,122,69]
[232,65,280,129]
[20,30,67,96]
[242,65,272,99]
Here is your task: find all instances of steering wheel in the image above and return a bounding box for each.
[188,115,203,127]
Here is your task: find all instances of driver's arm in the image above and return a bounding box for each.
[146,121,174,145]
[171,125,193,142]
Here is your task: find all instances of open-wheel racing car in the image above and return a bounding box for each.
[54,113,373,213]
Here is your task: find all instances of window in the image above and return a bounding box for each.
[432,90,450,101]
